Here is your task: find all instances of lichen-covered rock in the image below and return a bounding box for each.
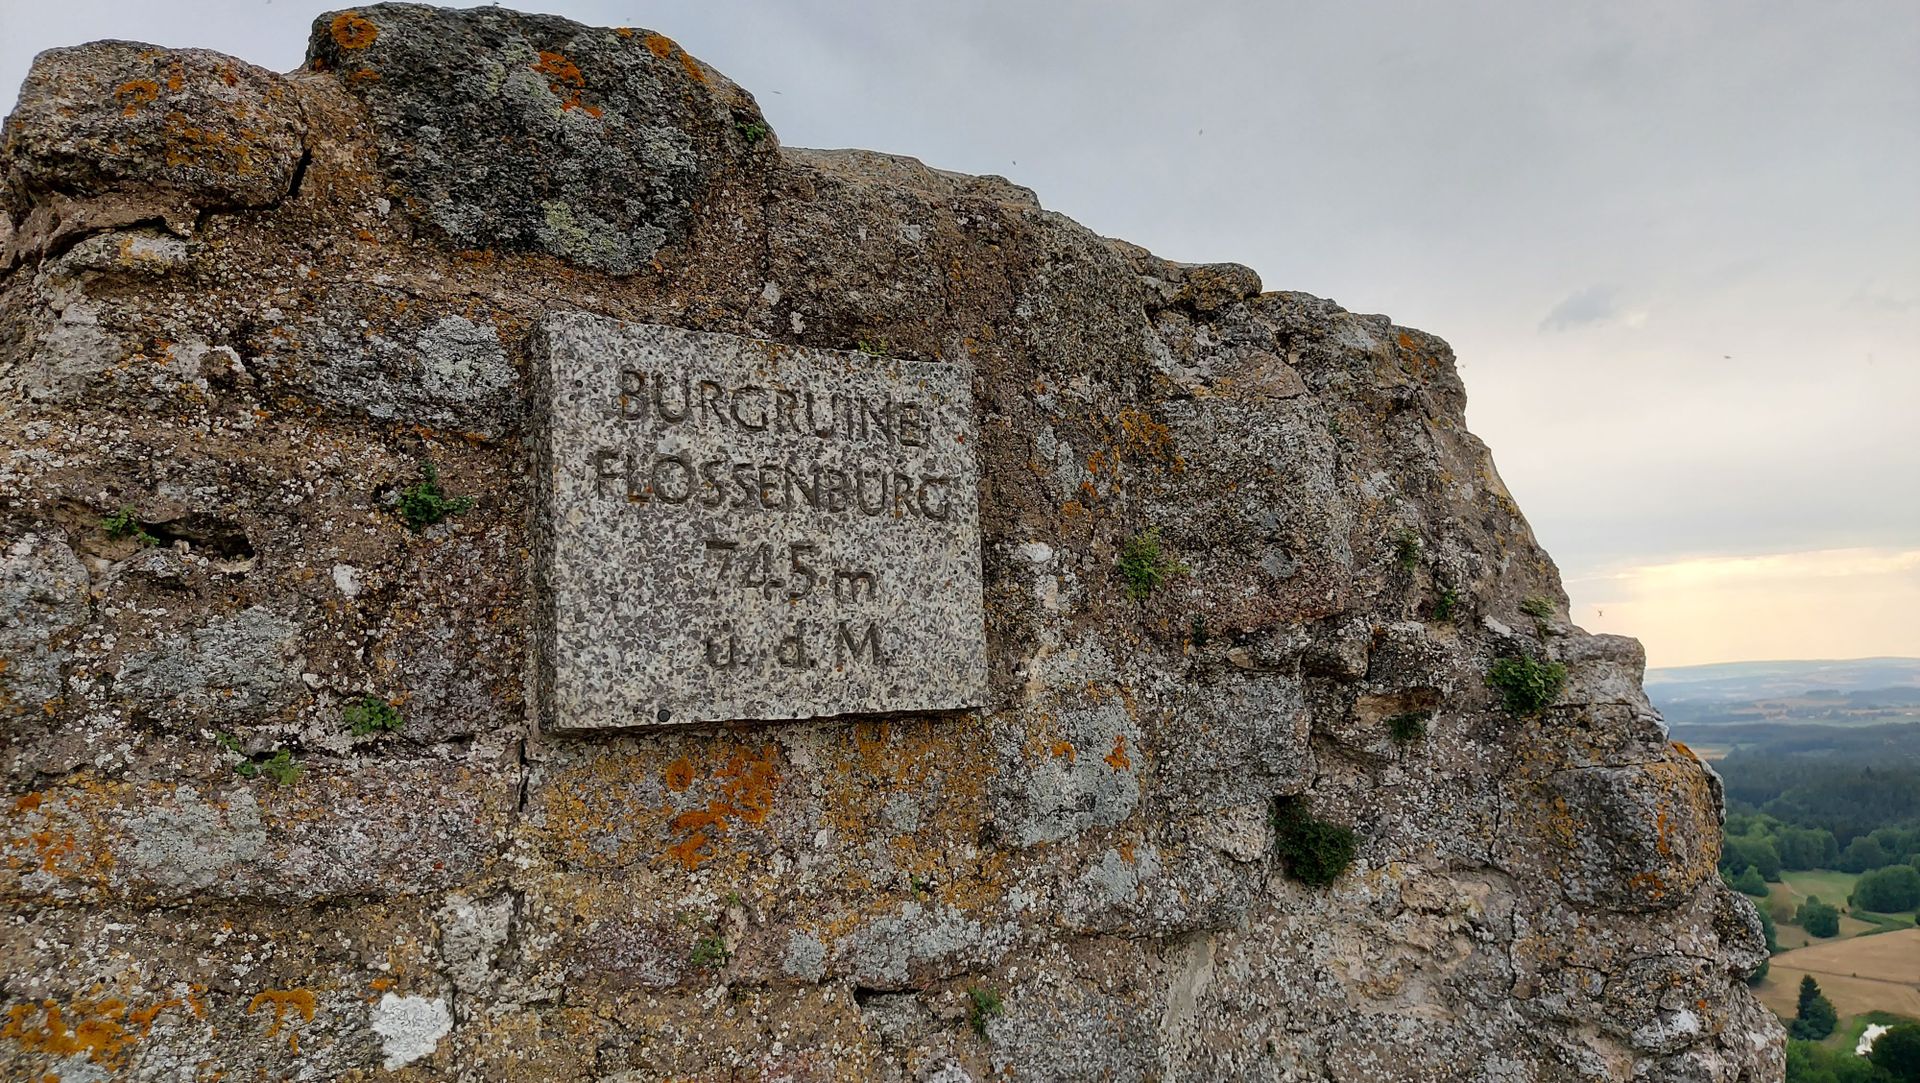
[0,531,88,718]
[0,6,1783,1081]
[306,3,773,273]
[1,42,305,261]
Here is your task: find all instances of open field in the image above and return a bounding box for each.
[1763,869,1917,947]
[1754,927,1920,1022]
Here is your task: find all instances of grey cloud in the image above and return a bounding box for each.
[1539,285,1619,332]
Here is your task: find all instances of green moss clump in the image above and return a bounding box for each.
[235,748,300,786]
[1393,528,1421,572]
[689,935,730,968]
[396,461,475,532]
[736,120,769,144]
[967,986,1003,1036]
[1117,529,1185,601]
[1272,798,1356,887]
[1386,710,1431,742]
[1432,585,1461,622]
[1487,654,1568,716]
[102,506,158,546]
[343,696,404,737]
[1519,595,1556,621]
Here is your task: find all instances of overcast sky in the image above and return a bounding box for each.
[4,1,1916,666]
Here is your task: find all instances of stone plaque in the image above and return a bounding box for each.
[532,314,986,730]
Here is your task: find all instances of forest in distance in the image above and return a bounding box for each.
[1653,659,1920,1081]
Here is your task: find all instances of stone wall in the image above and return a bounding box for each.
[0,5,1783,1080]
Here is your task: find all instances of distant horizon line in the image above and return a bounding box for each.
[1645,655,1920,673]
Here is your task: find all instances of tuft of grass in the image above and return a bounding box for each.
[343,696,404,737]
[1519,595,1556,622]
[102,506,158,547]
[1386,710,1431,743]
[235,748,300,786]
[689,935,730,969]
[1392,528,1421,572]
[1272,798,1357,887]
[967,986,1003,1036]
[736,120,769,145]
[396,461,475,532]
[1487,654,1568,716]
[1432,585,1461,622]
[855,337,888,357]
[1117,529,1185,602]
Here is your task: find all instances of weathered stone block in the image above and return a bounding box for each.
[532,315,986,729]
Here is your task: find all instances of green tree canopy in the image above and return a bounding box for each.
[1854,864,1920,913]
[1796,896,1841,938]
[1789,975,1838,1041]
[1870,1023,1920,1081]
[1841,834,1894,873]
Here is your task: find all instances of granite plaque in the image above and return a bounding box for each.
[532,314,986,731]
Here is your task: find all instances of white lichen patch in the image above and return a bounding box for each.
[370,993,452,1070]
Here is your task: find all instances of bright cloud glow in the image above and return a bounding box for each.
[1570,548,1920,667]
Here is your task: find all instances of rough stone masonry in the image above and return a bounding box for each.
[0,5,1784,1081]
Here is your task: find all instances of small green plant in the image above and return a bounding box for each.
[1272,798,1356,887]
[1519,595,1556,622]
[689,935,730,968]
[102,506,158,546]
[1486,654,1568,716]
[1386,710,1430,743]
[1432,585,1460,622]
[855,337,888,357]
[966,985,1003,1036]
[1392,529,1421,572]
[343,696,404,737]
[235,748,301,786]
[736,120,769,145]
[1189,615,1211,649]
[395,461,475,532]
[1117,529,1185,602]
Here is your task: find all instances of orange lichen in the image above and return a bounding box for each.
[245,989,316,1047]
[0,995,176,1069]
[531,50,589,111]
[1103,734,1132,772]
[1048,740,1075,763]
[637,32,708,83]
[663,756,695,791]
[115,79,160,115]
[330,11,380,50]
[614,27,635,39]
[11,792,41,813]
[1116,407,1174,463]
[658,745,782,869]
